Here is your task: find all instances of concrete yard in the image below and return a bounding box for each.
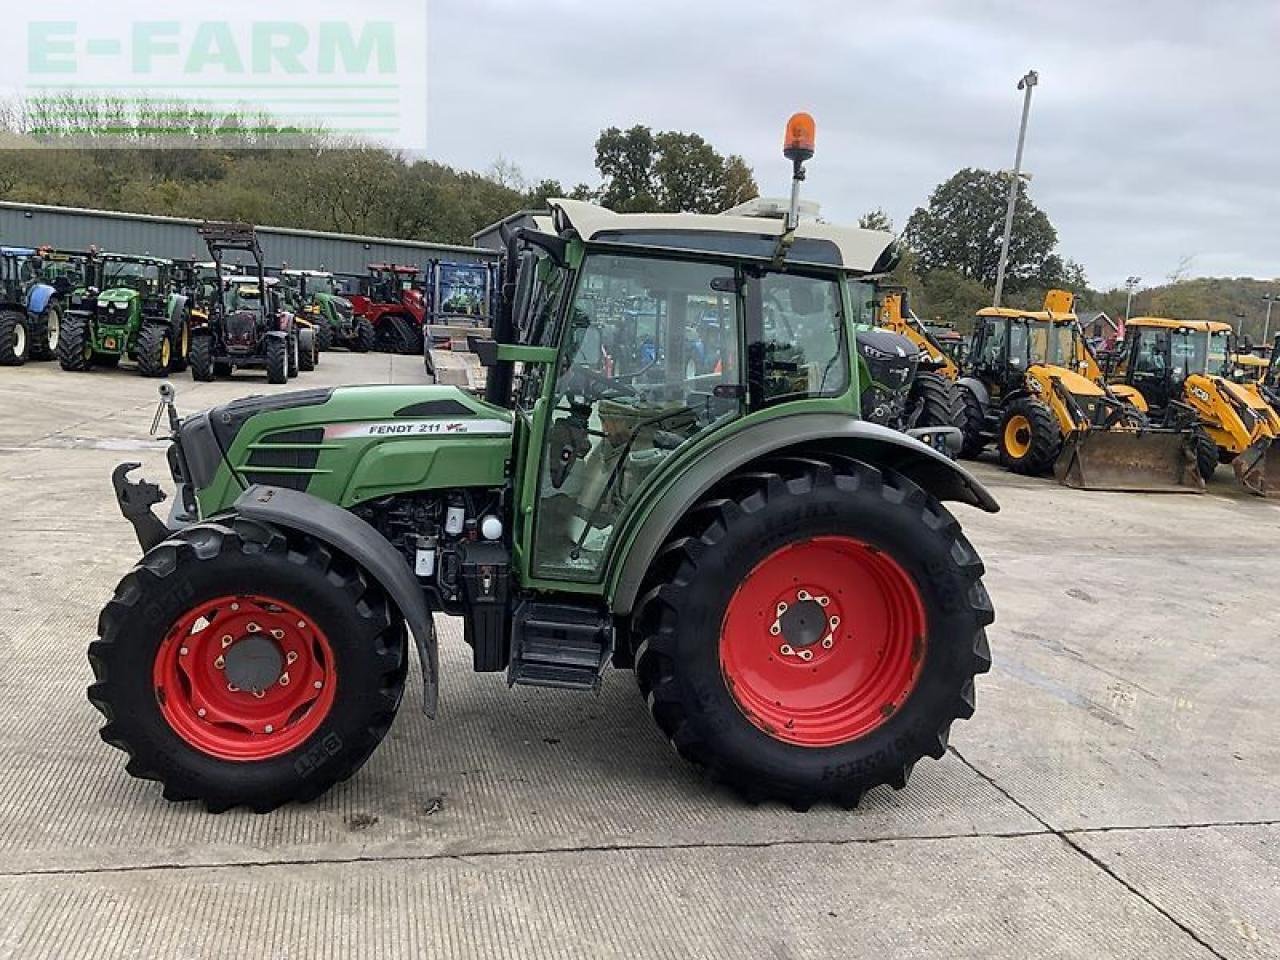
[0,352,1276,959]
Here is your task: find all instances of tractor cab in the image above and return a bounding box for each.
[362,264,420,304]
[0,246,63,366]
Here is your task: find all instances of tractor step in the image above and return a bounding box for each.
[508,602,614,691]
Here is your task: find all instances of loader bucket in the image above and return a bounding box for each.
[1231,437,1280,497]
[1054,429,1205,493]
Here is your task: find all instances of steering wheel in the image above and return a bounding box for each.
[568,364,639,401]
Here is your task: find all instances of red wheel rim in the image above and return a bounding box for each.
[151,594,337,762]
[719,537,926,747]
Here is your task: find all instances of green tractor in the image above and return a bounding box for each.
[281,269,372,353]
[93,115,997,812]
[60,253,191,376]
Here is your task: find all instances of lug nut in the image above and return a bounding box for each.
[179,646,189,657]
[264,724,274,734]
[230,603,239,611]
[279,673,290,686]
[270,628,285,640]
[214,655,225,669]
[313,680,323,689]
[246,622,260,633]
[197,708,207,718]
[221,635,233,648]
[286,651,298,665]
[297,620,306,629]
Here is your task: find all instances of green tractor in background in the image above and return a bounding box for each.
[94,114,997,813]
[281,269,371,353]
[60,253,191,377]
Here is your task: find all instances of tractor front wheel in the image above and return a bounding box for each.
[287,333,300,379]
[911,371,966,431]
[136,325,173,378]
[997,398,1061,475]
[87,520,407,812]
[315,322,333,353]
[353,319,375,353]
[30,305,61,361]
[957,385,987,458]
[1193,428,1218,482]
[0,309,29,366]
[632,455,993,809]
[57,314,94,371]
[299,327,317,372]
[265,336,288,384]
[189,335,215,382]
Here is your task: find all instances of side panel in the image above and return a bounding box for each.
[605,412,999,615]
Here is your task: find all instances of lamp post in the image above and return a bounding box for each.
[1124,276,1141,324]
[1264,293,1277,347]
[993,70,1039,308]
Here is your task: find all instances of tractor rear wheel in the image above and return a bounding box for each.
[189,335,215,382]
[30,306,61,361]
[287,333,300,379]
[265,337,288,384]
[58,314,94,371]
[997,397,1061,475]
[136,325,173,378]
[315,322,333,353]
[957,384,987,458]
[632,455,993,809]
[354,319,375,353]
[911,371,966,430]
[1193,428,1218,481]
[0,309,28,366]
[299,328,316,372]
[87,520,407,812]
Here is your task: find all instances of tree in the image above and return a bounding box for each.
[904,168,1059,292]
[594,124,757,214]
[595,125,659,212]
[858,209,894,232]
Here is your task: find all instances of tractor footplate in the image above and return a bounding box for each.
[507,601,614,691]
[111,462,172,552]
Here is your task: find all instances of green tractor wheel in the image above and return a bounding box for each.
[136,326,173,379]
[57,314,94,372]
[0,309,29,366]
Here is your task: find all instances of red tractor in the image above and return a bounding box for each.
[348,264,425,355]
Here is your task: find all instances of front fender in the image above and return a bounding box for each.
[167,294,189,324]
[233,485,439,717]
[957,376,990,407]
[26,283,57,316]
[608,414,998,616]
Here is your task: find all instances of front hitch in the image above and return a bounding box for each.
[112,462,171,551]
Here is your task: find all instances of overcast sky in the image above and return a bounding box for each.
[427,0,1278,291]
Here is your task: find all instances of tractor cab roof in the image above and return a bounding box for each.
[0,246,37,257]
[228,275,279,287]
[101,253,173,266]
[368,264,420,274]
[544,198,897,274]
[974,307,1078,323]
[283,269,333,278]
[1127,316,1233,334]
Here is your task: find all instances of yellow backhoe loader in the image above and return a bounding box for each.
[1111,318,1280,496]
[955,292,1205,492]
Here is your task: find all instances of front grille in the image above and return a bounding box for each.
[225,311,257,344]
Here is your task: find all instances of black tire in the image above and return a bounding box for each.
[1193,428,1218,481]
[631,455,993,809]
[87,519,407,813]
[136,325,172,378]
[30,305,61,362]
[396,318,425,357]
[316,322,333,353]
[0,309,29,366]
[169,314,191,374]
[911,372,966,430]
[287,333,300,379]
[265,336,288,384]
[354,319,375,353]
[58,313,94,371]
[189,335,215,382]
[214,360,234,378]
[299,328,316,372]
[957,384,987,458]
[997,397,1061,475]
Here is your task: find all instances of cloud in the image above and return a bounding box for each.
[427,0,1279,289]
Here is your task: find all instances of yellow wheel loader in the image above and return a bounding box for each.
[1112,318,1280,497]
[955,292,1205,492]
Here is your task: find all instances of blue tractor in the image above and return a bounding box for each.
[0,247,63,366]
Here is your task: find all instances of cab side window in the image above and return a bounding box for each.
[751,271,847,405]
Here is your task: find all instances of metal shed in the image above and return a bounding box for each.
[0,201,497,277]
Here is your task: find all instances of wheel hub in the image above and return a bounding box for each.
[222,634,284,693]
[719,536,926,747]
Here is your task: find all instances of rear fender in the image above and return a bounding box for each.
[233,485,439,717]
[608,415,998,616]
[26,283,56,316]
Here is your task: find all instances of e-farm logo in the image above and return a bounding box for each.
[6,2,428,149]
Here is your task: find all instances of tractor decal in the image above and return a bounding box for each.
[323,419,513,440]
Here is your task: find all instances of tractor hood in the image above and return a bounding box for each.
[181,384,513,517]
[97,287,139,306]
[1033,364,1103,396]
